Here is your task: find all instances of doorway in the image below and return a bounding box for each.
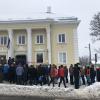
[15,55,26,65]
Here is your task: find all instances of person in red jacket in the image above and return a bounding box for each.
[85,66,91,85]
[96,66,100,82]
[58,65,66,88]
[48,64,58,87]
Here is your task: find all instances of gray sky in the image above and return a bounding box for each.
[0,0,100,57]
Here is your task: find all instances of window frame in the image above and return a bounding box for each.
[58,51,67,64]
[57,33,66,44]
[0,35,8,46]
[17,34,26,45]
[35,34,44,44]
[35,52,44,63]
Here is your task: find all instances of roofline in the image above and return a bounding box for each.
[0,18,80,25]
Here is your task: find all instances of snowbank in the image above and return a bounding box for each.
[0,83,100,99]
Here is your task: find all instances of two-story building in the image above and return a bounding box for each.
[0,17,80,66]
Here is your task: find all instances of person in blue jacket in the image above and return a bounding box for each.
[2,63,9,81]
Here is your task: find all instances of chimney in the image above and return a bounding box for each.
[46,6,51,14]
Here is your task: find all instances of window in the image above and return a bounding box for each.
[58,33,66,43]
[58,52,67,64]
[0,36,8,46]
[22,35,25,44]
[4,36,7,45]
[36,35,43,44]
[36,52,43,63]
[17,35,26,45]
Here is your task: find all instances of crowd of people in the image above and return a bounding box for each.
[0,58,100,89]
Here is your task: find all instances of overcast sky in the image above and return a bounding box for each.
[0,0,100,57]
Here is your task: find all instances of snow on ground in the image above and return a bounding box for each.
[0,82,100,99]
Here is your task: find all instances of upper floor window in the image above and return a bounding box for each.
[36,35,44,44]
[58,52,67,64]
[58,33,66,43]
[0,35,8,46]
[17,35,26,45]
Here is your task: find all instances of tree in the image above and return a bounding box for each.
[90,12,100,56]
[90,12,100,42]
[79,56,89,65]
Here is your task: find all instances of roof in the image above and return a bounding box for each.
[0,14,80,25]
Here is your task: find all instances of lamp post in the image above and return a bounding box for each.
[89,43,92,64]
[85,43,92,65]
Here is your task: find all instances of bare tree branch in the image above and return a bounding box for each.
[94,48,100,54]
[90,12,100,41]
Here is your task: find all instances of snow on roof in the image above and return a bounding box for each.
[0,12,79,23]
[0,82,100,99]
[0,18,78,23]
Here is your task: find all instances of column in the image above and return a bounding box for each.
[27,28,32,65]
[7,29,14,59]
[46,25,51,64]
[73,28,79,63]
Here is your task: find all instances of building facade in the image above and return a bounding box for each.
[0,17,80,66]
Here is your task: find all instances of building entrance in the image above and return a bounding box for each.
[15,55,26,65]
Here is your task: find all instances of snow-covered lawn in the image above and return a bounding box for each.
[0,82,100,99]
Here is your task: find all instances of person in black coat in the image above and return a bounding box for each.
[37,64,44,86]
[90,64,96,84]
[28,65,37,85]
[64,66,68,83]
[0,64,3,83]
[23,64,28,85]
[8,57,13,66]
[8,63,16,83]
[73,64,80,89]
[42,65,49,85]
[96,67,100,82]
[69,64,74,85]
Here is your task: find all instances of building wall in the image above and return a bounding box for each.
[51,24,77,66]
[32,29,47,64]
[13,29,27,56]
[0,21,79,66]
[0,23,47,30]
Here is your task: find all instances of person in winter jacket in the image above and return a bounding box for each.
[69,64,74,85]
[90,64,96,84]
[48,64,58,87]
[28,65,37,85]
[8,57,13,66]
[8,63,16,83]
[96,66,100,82]
[16,64,24,85]
[64,66,68,83]
[0,64,3,82]
[85,66,91,85]
[58,65,66,88]
[42,65,49,84]
[23,64,28,85]
[80,66,85,85]
[73,64,80,89]
[2,63,9,81]
[37,64,44,86]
